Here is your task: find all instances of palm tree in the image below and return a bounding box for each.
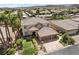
[17,9,23,21]
[0,14,5,43]
[0,10,13,42]
[1,13,10,42]
[10,14,20,39]
[13,17,21,38]
[17,9,23,38]
[36,8,40,17]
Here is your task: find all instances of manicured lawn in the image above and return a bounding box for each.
[22,40,38,55]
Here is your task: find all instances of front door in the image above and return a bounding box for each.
[32,31,35,36]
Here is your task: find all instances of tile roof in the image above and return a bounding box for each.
[21,17,49,26]
[28,26,38,32]
[72,18,79,22]
[51,20,78,31]
[62,20,79,27]
[38,27,58,37]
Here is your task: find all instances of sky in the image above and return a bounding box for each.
[0,0,79,7]
[0,4,39,8]
[0,4,49,8]
[0,0,78,4]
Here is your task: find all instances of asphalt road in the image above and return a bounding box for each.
[47,44,79,55]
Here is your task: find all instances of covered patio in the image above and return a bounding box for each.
[38,27,58,43]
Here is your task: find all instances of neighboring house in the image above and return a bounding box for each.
[51,20,79,35]
[25,12,32,17]
[72,18,79,22]
[22,12,28,19]
[61,20,79,29]
[36,14,52,20]
[39,10,51,14]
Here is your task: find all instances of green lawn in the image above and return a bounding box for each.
[22,40,37,55]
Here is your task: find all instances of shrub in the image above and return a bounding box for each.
[32,38,38,54]
[6,48,16,55]
[0,46,7,55]
[16,38,23,45]
[59,33,75,46]
[32,38,37,46]
[0,43,16,55]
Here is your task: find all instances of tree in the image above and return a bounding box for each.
[0,13,9,42]
[0,10,13,43]
[4,11,13,42]
[17,9,23,21]
[17,9,23,38]
[36,8,40,17]
[14,18,21,38]
[0,14,5,44]
[9,14,18,39]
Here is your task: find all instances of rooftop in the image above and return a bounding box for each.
[51,20,78,31]
[21,17,49,26]
[62,20,79,27]
[38,27,58,37]
[28,26,38,32]
[23,12,28,17]
[72,18,79,22]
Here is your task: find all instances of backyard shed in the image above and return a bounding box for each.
[38,27,58,41]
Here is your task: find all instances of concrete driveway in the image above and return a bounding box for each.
[43,40,64,53]
[38,35,79,55]
[47,44,79,55]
